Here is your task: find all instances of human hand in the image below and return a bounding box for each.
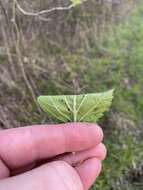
[0,123,106,190]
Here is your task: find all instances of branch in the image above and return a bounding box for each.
[15,0,76,17]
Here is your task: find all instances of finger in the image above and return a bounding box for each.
[54,143,107,166]
[0,123,103,170]
[75,158,102,190]
[0,159,9,179]
[11,143,106,176]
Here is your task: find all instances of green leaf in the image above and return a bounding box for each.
[70,0,82,6]
[37,89,114,123]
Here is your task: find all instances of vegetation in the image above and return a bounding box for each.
[37,90,113,123]
[0,0,143,189]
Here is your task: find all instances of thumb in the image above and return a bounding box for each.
[0,161,84,190]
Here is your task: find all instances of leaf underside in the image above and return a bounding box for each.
[37,89,114,123]
[70,0,82,6]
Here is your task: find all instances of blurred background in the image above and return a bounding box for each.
[0,0,143,189]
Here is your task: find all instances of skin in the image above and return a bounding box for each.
[0,123,107,190]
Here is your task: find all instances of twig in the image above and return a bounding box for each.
[15,0,75,17]
[0,108,10,129]
[12,0,42,113]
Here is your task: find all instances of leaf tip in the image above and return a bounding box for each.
[37,96,45,107]
[37,96,41,103]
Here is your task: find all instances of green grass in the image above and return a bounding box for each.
[92,127,143,190]
[91,4,143,189]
